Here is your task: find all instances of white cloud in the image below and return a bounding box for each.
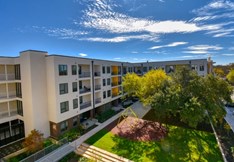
[222,53,234,56]
[192,0,234,16]
[113,57,121,60]
[78,0,219,37]
[187,45,222,51]
[131,51,138,54]
[79,53,87,57]
[149,42,188,50]
[184,44,222,54]
[229,47,234,50]
[81,34,159,42]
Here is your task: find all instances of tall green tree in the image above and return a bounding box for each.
[227,69,234,83]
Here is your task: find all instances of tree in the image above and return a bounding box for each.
[213,67,225,77]
[122,73,141,98]
[23,129,44,154]
[227,69,234,83]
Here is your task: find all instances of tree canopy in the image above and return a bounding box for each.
[123,67,233,128]
[227,69,234,83]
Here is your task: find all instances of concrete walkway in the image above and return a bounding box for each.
[225,106,234,132]
[36,101,151,162]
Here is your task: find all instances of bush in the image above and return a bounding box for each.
[43,138,53,147]
[96,109,116,123]
[59,127,82,142]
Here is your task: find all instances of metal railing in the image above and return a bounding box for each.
[94,72,101,77]
[95,85,101,90]
[111,82,118,87]
[19,138,68,162]
[0,92,7,99]
[0,74,6,80]
[95,98,101,104]
[79,87,91,94]
[0,110,18,119]
[7,74,15,80]
[80,101,91,110]
[79,72,90,78]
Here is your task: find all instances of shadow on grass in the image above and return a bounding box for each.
[85,129,109,145]
[111,126,223,162]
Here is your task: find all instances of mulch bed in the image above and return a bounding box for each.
[109,116,167,142]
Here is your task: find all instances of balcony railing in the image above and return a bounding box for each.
[0,110,18,118]
[111,82,118,87]
[0,74,6,80]
[95,97,101,104]
[0,92,7,99]
[7,74,15,80]
[8,91,17,98]
[80,101,91,110]
[79,87,91,94]
[94,72,101,77]
[112,93,119,98]
[111,72,118,75]
[79,72,91,78]
[95,85,101,91]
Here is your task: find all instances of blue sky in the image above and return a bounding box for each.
[0,0,234,65]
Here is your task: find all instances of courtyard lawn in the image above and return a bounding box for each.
[86,125,223,162]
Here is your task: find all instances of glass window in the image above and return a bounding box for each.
[60,101,69,113]
[59,65,67,76]
[107,78,111,85]
[107,66,110,73]
[200,65,204,71]
[73,117,78,127]
[72,65,77,75]
[143,67,147,72]
[72,82,77,92]
[149,66,152,70]
[191,65,198,71]
[73,98,78,109]
[59,83,68,95]
[103,91,106,99]
[107,90,111,97]
[103,79,106,86]
[60,121,68,132]
[102,66,105,74]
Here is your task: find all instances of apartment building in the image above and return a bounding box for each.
[0,50,213,146]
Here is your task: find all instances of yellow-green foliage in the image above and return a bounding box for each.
[122,73,141,96]
[140,69,170,105]
[227,69,234,83]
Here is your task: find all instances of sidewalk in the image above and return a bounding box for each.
[37,101,151,162]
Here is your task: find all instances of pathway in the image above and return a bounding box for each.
[36,101,151,162]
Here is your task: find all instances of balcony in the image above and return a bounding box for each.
[79,72,91,78]
[0,92,7,100]
[0,109,18,119]
[95,85,101,91]
[111,82,118,87]
[0,74,6,81]
[79,87,91,94]
[118,81,122,85]
[111,72,118,75]
[94,72,101,77]
[95,97,102,104]
[7,74,15,80]
[80,101,91,110]
[112,93,119,98]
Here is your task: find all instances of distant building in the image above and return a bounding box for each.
[0,50,213,146]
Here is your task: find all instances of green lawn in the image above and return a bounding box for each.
[86,125,223,162]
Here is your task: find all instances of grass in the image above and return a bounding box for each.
[86,125,223,162]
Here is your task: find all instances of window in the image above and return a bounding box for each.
[107,78,111,86]
[200,65,204,71]
[102,66,105,74]
[149,66,152,70]
[107,66,110,73]
[78,65,82,75]
[107,90,111,97]
[103,91,106,99]
[80,96,83,104]
[143,67,147,72]
[59,65,67,76]
[103,79,106,86]
[60,101,69,113]
[72,82,77,92]
[191,65,198,71]
[59,83,68,95]
[60,121,68,132]
[73,98,78,109]
[72,65,77,75]
[73,117,78,127]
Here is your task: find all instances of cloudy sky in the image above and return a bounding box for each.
[1,0,234,65]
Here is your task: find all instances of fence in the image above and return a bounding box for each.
[19,138,68,162]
